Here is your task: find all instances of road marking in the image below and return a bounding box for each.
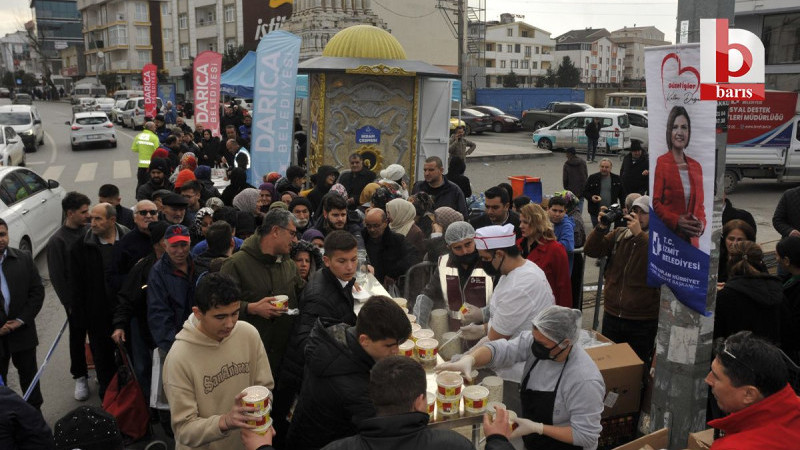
[42,165,65,181]
[44,131,58,164]
[113,160,131,179]
[74,162,97,183]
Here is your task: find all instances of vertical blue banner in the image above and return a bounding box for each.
[251,30,301,181]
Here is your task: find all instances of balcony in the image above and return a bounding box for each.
[196,18,216,28]
[111,60,129,71]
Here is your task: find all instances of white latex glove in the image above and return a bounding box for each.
[461,303,485,324]
[435,355,475,381]
[510,417,544,439]
[459,323,486,340]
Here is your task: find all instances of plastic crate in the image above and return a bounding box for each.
[508,176,542,203]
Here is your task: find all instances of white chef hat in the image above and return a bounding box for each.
[474,224,517,250]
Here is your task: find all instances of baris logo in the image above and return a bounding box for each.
[699,18,765,100]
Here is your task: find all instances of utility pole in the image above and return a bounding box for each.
[647,1,734,448]
[457,0,464,100]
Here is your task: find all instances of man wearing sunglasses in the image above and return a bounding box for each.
[110,200,159,291]
[705,331,800,449]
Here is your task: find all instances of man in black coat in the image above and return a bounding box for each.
[583,158,624,227]
[0,219,45,408]
[98,184,135,230]
[338,153,376,210]
[585,117,600,162]
[361,208,412,286]
[411,156,468,217]
[286,297,411,450]
[619,141,649,198]
[110,199,159,291]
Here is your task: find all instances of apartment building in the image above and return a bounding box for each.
[30,0,84,75]
[609,26,669,82]
[553,28,625,86]
[168,0,244,73]
[483,15,555,87]
[0,31,38,76]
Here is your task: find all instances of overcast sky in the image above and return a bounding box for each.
[0,0,678,45]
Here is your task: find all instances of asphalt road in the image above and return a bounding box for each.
[0,99,791,437]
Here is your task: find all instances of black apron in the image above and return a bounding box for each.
[519,356,581,450]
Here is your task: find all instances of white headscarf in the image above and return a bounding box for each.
[386,198,416,237]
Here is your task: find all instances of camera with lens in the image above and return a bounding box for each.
[600,203,623,226]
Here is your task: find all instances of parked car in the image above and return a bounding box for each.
[593,108,649,150]
[470,106,522,133]
[121,97,163,129]
[113,89,144,101]
[233,97,253,111]
[111,99,128,124]
[452,108,492,135]
[0,105,44,152]
[68,112,117,150]
[0,88,10,98]
[92,97,116,116]
[11,93,33,105]
[0,126,25,166]
[0,166,65,257]
[532,110,631,153]
[521,102,593,131]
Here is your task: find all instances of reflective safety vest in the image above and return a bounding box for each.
[131,129,160,168]
[438,254,493,330]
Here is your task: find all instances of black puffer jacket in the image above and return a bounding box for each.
[280,268,357,395]
[308,165,340,214]
[286,322,375,450]
[714,274,783,342]
[320,412,475,450]
[361,228,411,283]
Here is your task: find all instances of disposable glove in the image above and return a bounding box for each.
[510,417,544,439]
[434,355,475,381]
[459,323,486,340]
[461,303,485,324]
[414,294,434,328]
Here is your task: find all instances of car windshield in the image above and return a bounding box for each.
[481,106,504,115]
[115,100,127,108]
[0,112,31,125]
[462,108,483,116]
[76,117,108,125]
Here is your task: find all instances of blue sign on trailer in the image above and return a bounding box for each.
[474,88,585,119]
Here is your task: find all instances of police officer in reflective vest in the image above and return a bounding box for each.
[131,121,161,190]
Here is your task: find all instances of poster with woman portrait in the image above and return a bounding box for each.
[645,43,717,314]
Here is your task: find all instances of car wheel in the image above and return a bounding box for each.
[493,122,503,133]
[19,237,32,254]
[465,124,472,135]
[110,141,117,148]
[538,138,553,150]
[71,144,79,151]
[534,121,547,131]
[724,170,738,194]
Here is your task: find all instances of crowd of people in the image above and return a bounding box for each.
[1,104,800,450]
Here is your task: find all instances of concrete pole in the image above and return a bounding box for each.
[648,1,733,448]
[457,0,465,85]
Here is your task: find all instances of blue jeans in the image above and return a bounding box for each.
[587,139,598,161]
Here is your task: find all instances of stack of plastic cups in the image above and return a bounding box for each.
[429,309,449,341]
[435,371,463,417]
[481,376,504,404]
[241,386,272,435]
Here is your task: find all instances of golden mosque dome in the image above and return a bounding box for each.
[322,25,407,60]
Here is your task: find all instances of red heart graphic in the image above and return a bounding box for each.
[660,52,701,107]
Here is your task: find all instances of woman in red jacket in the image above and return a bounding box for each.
[517,203,572,307]
[653,106,706,248]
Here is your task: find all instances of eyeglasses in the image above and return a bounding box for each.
[137,210,158,216]
[279,226,297,238]
[722,341,756,375]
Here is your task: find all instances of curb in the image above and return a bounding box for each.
[466,150,553,163]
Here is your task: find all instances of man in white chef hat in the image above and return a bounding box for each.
[460,223,555,381]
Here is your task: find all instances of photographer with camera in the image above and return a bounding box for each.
[583,158,624,228]
[584,195,660,367]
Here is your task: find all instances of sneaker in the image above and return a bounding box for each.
[74,376,90,401]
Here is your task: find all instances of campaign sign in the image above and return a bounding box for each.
[645,44,717,315]
[142,64,158,119]
[193,51,222,137]
[356,126,380,145]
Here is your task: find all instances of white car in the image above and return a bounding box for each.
[0,166,65,257]
[0,126,25,167]
[121,96,163,129]
[593,108,649,150]
[111,99,128,124]
[0,104,44,152]
[532,111,632,153]
[68,112,117,150]
[92,97,116,116]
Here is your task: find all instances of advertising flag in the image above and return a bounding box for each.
[250,30,301,181]
[645,44,717,314]
[142,63,158,119]
[193,51,222,137]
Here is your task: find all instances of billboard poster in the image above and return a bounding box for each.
[193,51,222,137]
[158,83,176,107]
[727,91,799,146]
[645,44,717,315]
[243,0,294,51]
[142,63,158,119]
[250,30,301,181]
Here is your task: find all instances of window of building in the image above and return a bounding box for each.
[138,50,150,64]
[521,30,529,38]
[497,44,502,53]
[497,76,503,85]
[485,60,493,68]
[514,44,521,53]
[524,46,531,57]
[486,43,494,51]
[136,27,149,45]
[164,51,174,62]
[532,61,538,69]
[521,60,528,69]
[225,5,235,23]
[180,44,189,60]
[585,56,589,64]
[500,60,506,68]
[507,28,513,37]
[161,3,170,15]
[511,60,518,69]
[134,2,148,21]
[763,12,800,64]
[163,28,171,41]
[178,14,188,29]
[108,25,127,46]
[208,42,215,51]
[226,38,236,49]
[535,46,540,54]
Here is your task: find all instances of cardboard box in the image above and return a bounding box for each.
[613,428,669,450]
[687,428,714,450]
[585,334,644,418]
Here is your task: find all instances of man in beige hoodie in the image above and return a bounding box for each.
[163,272,275,450]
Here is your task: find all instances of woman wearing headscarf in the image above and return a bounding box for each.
[306,165,340,214]
[190,207,215,246]
[359,182,381,210]
[718,219,756,284]
[170,152,198,183]
[410,192,436,238]
[379,163,409,199]
[220,167,254,206]
[290,240,323,281]
[424,206,463,261]
[387,198,425,264]
[447,156,472,198]
[258,182,277,214]
[437,306,604,450]
[197,129,220,167]
[233,188,261,216]
[518,204,572,308]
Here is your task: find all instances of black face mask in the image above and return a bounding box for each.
[453,251,479,266]
[531,339,566,360]
[481,253,503,277]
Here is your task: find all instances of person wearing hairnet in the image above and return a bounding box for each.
[437,306,605,450]
[413,221,494,335]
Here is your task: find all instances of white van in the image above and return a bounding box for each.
[605,92,647,110]
[114,90,144,101]
[71,84,106,101]
[594,108,648,150]
[532,111,632,153]
[120,97,164,129]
